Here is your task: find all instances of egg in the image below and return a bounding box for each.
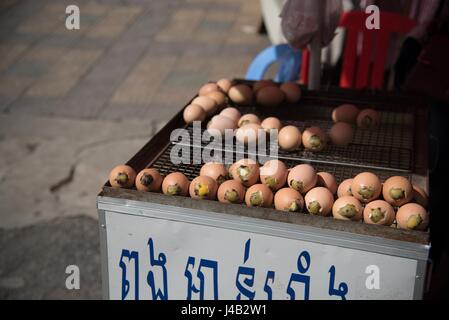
[256,86,285,107]
[261,117,283,132]
[192,96,218,116]
[382,176,413,206]
[207,90,226,107]
[207,115,237,135]
[135,168,163,192]
[332,104,360,123]
[278,125,302,151]
[280,81,301,103]
[260,160,288,191]
[304,187,334,216]
[332,196,363,221]
[302,126,328,151]
[337,178,353,197]
[200,162,228,185]
[412,185,429,208]
[329,122,354,146]
[220,107,241,124]
[396,203,429,230]
[189,175,218,200]
[287,164,317,194]
[217,78,232,93]
[316,172,337,194]
[351,172,381,203]
[235,123,264,145]
[162,172,190,196]
[253,79,276,93]
[230,158,260,187]
[109,165,136,188]
[183,103,206,124]
[245,184,274,208]
[217,180,246,204]
[274,187,304,212]
[228,84,253,105]
[363,200,396,225]
[199,83,219,96]
[238,113,261,127]
[357,108,380,128]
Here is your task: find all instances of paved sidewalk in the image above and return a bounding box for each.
[0,0,270,298]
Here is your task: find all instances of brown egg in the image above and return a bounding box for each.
[217,180,246,204]
[189,175,218,200]
[305,187,334,216]
[253,79,276,93]
[230,158,260,187]
[287,164,317,194]
[162,172,190,196]
[280,81,301,103]
[412,185,429,208]
[207,90,226,107]
[332,196,363,221]
[329,122,354,146]
[192,96,218,116]
[382,176,413,206]
[217,78,232,93]
[396,203,429,230]
[278,125,302,151]
[135,168,163,192]
[332,104,360,123]
[363,200,396,225]
[199,83,219,96]
[235,123,264,145]
[302,126,328,151]
[351,172,381,203]
[261,117,283,132]
[228,84,253,105]
[200,162,228,185]
[256,86,285,107]
[109,165,136,188]
[220,107,241,124]
[183,103,206,124]
[207,115,237,135]
[274,187,304,212]
[260,160,288,191]
[238,113,261,127]
[316,172,337,195]
[357,109,380,128]
[337,178,353,198]
[245,184,273,208]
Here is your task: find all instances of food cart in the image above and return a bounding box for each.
[97,81,430,300]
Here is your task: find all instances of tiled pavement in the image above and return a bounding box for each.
[0,0,270,226]
[0,0,270,298]
[0,0,269,120]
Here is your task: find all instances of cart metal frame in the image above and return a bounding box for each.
[97,83,431,300]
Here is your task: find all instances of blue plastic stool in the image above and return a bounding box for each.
[245,44,302,82]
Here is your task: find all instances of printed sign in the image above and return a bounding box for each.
[105,210,417,300]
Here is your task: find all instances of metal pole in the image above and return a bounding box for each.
[308,0,325,90]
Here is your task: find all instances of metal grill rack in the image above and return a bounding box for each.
[171,102,415,172]
[150,143,411,185]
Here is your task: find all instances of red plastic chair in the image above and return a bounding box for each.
[300,11,417,89]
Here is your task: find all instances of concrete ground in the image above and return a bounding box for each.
[0,0,270,299]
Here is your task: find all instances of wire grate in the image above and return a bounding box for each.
[150,144,412,185]
[174,108,414,172]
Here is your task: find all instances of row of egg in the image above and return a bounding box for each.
[183,78,301,125]
[189,106,355,151]
[108,161,428,231]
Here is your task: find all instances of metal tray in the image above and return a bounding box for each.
[101,82,430,245]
